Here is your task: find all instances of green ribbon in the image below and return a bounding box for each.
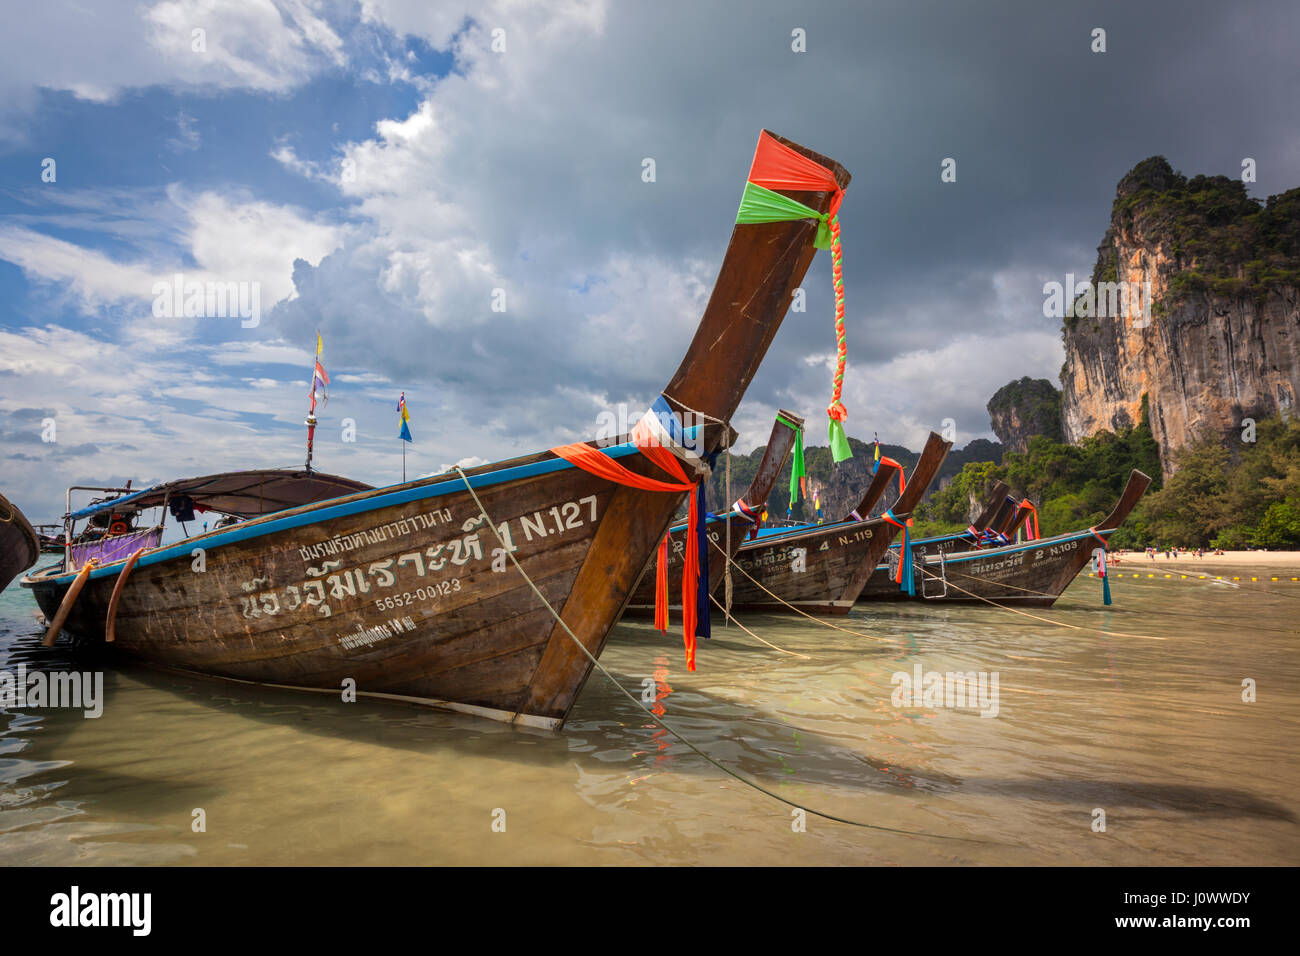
[828,418,852,463]
[786,421,805,510]
[736,181,832,249]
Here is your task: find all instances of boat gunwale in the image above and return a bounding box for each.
[23,427,707,589]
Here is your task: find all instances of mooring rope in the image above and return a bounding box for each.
[911,563,1164,641]
[707,538,898,644]
[708,593,811,658]
[452,466,998,843]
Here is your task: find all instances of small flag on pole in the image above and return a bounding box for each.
[312,333,329,406]
[398,392,412,442]
[309,332,329,411]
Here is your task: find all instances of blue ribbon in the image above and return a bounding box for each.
[695,473,711,639]
[886,509,915,596]
[649,394,685,446]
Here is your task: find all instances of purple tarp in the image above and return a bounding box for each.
[70,527,162,570]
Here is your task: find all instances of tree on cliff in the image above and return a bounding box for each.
[987,377,1064,454]
[1144,415,1300,547]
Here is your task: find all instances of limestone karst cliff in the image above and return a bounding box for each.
[1060,157,1300,472]
[987,377,1063,454]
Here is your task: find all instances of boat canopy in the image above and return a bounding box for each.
[68,470,373,521]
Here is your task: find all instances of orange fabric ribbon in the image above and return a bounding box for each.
[552,421,702,670]
[877,456,907,498]
[1019,499,1040,540]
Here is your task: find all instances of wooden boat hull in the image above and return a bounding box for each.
[26,443,705,727]
[859,470,1152,605]
[858,479,1017,598]
[625,511,755,614]
[724,432,952,614]
[624,410,804,614]
[0,492,39,593]
[726,514,899,613]
[25,130,854,729]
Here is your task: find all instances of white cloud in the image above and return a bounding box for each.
[168,110,202,152]
[0,189,343,315]
[0,0,348,140]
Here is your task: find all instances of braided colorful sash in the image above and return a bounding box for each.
[736,132,852,463]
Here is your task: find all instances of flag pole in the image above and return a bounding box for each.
[397,391,412,483]
[305,330,319,474]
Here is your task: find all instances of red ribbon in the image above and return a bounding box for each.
[552,422,701,670]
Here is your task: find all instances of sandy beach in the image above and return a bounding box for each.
[1110,549,1300,573]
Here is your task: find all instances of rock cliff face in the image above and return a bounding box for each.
[987,377,1063,453]
[1061,157,1300,472]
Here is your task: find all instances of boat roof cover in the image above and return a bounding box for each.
[68,469,373,521]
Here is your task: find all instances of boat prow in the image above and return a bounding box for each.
[0,491,39,593]
[863,468,1153,605]
[726,431,952,614]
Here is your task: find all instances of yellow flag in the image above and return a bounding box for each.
[316,331,323,355]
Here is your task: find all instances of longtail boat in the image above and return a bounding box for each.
[857,479,1026,600]
[858,469,1151,605]
[33,526,66,553]
[22,130,852,729]
[623,409,803,616]
[723,432,951,614]
[881,478,1024,565]
[0,491,39,593]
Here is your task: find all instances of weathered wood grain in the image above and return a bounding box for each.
[0,491,39,593]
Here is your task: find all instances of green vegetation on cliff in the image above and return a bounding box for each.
[1142,416,1300,548]
[915,397,1163,545]
[986,376,1064,449]
[1093,156,1300,315]
[916,398,1300,549]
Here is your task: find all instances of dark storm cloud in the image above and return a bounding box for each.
[269,0,1299,453]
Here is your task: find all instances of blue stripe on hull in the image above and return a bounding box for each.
[35,436,662,586]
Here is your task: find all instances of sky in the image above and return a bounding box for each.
[1,0,1298,522]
